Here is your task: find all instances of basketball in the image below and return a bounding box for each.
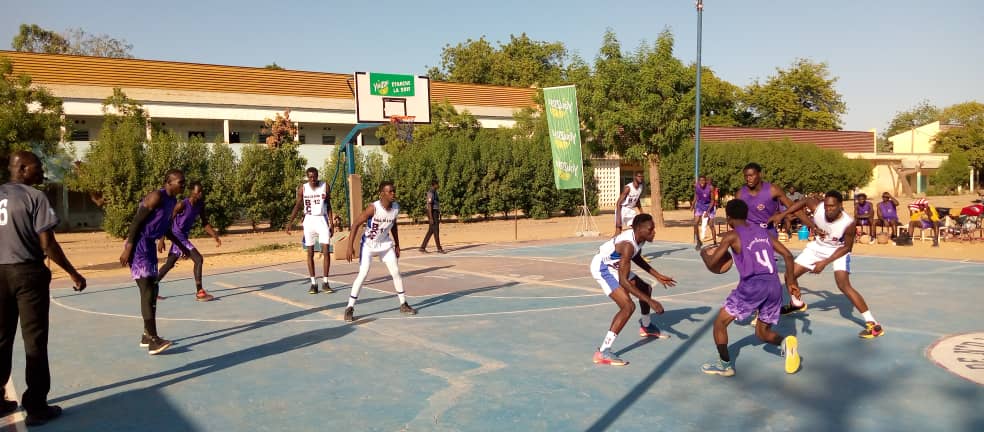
[700,244,733,274]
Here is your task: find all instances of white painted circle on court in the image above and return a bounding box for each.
[926,332,984,385]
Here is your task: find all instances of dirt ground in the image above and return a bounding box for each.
[49,194,984,283]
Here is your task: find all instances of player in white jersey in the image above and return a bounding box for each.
[287,167,334,294]
[615,172,645,234]
[772,190,884,339]
[590,213,676,366]
[344,181,417,322]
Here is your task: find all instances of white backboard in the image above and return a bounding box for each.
[354,72,431,124]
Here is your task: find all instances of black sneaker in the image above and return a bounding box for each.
[436,248,447,254]
[25,405,61,426]
[418,247,429,254]
[780,303,809,315]
[139,333,151,348]
[321,283,334,294]
[308,284,319,294]
[400,302,418,315]
[343,307,355,322]
[148,336,172,355]
[0,399,17,416]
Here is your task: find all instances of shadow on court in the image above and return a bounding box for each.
[51,325,355,406]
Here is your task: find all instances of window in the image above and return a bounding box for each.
[188,131,206,140]
[70,130,89,141]
[229,131,240,143]
[299,134,306,144]
[322,135,336,145]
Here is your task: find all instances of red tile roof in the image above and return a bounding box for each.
[700,126,875,153]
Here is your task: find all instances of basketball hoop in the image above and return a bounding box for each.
[390,116,416,142]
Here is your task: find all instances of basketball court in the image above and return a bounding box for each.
[2,237,982,431]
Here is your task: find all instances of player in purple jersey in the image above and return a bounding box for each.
[119,169,188,355]
[155,181,221,302]
[693,174,717,250]
[701,199,801,376]
[739,163,815,239]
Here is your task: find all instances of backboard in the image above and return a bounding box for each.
[354,72,431,124]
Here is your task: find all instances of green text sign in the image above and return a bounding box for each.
[543,85,584,189]
[370,73,415,97]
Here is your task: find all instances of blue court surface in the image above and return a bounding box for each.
[4,238,983,431]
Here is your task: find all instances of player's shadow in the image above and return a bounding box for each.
[362,265,454,285]
[50,324,356,406]
[390,282,520,314]
[642,247,688,259]
[615,306,713,355]
[797,287,866,327]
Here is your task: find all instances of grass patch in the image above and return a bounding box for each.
[242,243,294,253]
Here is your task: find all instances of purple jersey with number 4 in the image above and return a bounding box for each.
[723,222,783,325]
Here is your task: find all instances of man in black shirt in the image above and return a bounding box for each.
[418,180,445,254]
[0,151,85,426]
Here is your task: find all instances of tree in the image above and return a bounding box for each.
[11,24,132,58]
[66,89,149,237]
[581,29,694,228]
[882,100,941,152]
[692,67,744,127]
[10,24,69,54]
[264,63,284,70]
[929,150,971,195]
[742,58,846,130]
[63,28,133,58]
[0,57,67,179]
[427,33,575,88]
[935,101,984,171]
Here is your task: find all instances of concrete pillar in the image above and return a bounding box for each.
[294,122,300,143]
[59,114,67,144]
[145,114,153,142]
[223,119,230,144]
[971,166,976,193]
[916,170,923,194]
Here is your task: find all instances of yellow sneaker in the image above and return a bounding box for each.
[782,336,800,374]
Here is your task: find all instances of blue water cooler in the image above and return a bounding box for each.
[797,225,809,241]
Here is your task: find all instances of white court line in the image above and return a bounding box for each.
[0,379,27,431]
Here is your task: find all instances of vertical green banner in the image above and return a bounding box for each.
[543,85,584,189]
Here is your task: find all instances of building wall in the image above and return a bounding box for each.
[887,121,942,154]
[592,159,620,208]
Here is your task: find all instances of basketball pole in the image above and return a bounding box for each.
[693,0,704,183]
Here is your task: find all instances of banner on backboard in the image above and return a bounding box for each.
[543,85,584,190]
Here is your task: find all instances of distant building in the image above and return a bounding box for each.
[3,51,538,229]
[701,126,950,197]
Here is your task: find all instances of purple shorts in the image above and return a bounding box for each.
[724,274,783,325]
[694,203,712,217]
[858,218,871,226]
[168,232,196,256]
[129,238,159,280]
[921,220,937,229]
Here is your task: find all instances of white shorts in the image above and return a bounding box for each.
[359,241,397,264]
[303,215,332,247]
[794,242,851,273]
[590,255,638,296]
[617,207,639,229]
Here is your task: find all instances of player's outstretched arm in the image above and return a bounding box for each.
[285,184,304,235]
[616,243,664,313]
[346,204,376,262]
[769,235,800,298]
[631,254,676,289]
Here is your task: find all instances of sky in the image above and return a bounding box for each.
[3,0,982,133]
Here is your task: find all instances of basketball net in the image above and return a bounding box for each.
[390,116,415,143]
